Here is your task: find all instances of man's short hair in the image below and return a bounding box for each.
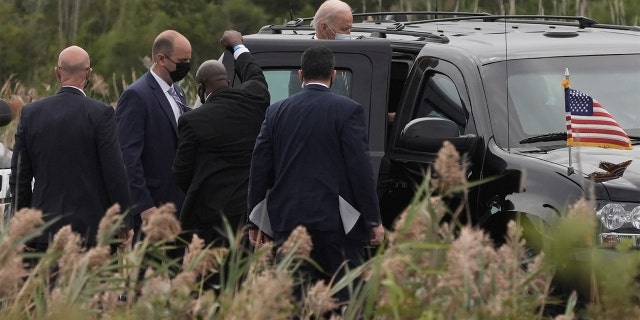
[152,35,174,60]
[314,0,352,30]
[301,46,334,81]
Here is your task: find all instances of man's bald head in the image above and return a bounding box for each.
[314,0,353,39]
[58,46,90,73]
[152,30,191,62]
[56,45,92,88]
[196,60,229,100]
[151,30,192,84]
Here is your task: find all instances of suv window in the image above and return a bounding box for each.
[414,73,465,123]
[508,73,564,135]
[407,60,467,134]
[263,69,352,104]
[483,54,640,147]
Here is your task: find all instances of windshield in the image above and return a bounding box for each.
[483,54,640,148]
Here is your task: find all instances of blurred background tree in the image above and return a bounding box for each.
[0,0,638,103]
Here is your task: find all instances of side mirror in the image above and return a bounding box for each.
[0,99,13,127]
[400,117,477,153]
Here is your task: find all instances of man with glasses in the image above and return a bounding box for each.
[10,45,132,250]
[116,30,192,241]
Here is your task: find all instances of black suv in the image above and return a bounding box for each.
[221,12,640,246]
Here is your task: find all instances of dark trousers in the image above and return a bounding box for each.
[182,213,245,248]
[181,210,250,294]
[275,229,366,303]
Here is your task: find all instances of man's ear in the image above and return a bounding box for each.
[298,70,304,83]
[156,53,166,66]
[55,67,61,81]
[331,70,337,82]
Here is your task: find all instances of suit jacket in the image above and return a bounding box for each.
[115,72,188,225]
[10,87,131,245]
[173,52,270,228]
[248,84,382,242]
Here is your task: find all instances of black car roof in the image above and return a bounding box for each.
[253,13,640,63]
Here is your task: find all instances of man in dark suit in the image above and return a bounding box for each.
[173,30,270,246]
[10,45,131,248]
[116,30,191,239]
[248,46,385,302]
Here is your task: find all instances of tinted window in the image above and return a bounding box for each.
[412,72,466,132]
[263,69,352,104]
[484,54,640,147]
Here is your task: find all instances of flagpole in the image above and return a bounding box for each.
[563,68,574,175]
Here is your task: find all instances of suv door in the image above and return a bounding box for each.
[379,56,478,226]
[221,38,392,178]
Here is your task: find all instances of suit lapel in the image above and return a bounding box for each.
[146,72,179,135]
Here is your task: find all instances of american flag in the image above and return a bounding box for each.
[565,87,632,150]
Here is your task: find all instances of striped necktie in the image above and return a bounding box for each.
[168,86,186,112]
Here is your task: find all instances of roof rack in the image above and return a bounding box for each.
[282,11,492,26]
[352,11,491,20]
[258,24,451,44]
[262,12,637,39]
[279,11,640,32]
[480,15,598,28]
[396,14,598,29]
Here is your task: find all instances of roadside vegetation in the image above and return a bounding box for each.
[2,2,639,317]
[1,140,639,319]
[1,0,639,104]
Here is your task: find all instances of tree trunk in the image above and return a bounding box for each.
[538,0,545,15]
[579,0,587,16]
[71,0,81,43]
[58,0,66,47]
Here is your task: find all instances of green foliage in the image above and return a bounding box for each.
[3,143,640,319]
[1,0,638,101]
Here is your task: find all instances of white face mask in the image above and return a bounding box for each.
[328,25,351,40]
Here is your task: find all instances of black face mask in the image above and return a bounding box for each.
[164,55,191,82]
[83,76,90,89]
[169,61,190,82]
[198,83,206,104]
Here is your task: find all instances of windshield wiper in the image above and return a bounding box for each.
[519,132,567,144]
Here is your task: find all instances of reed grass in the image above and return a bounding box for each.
[2,90,640,320]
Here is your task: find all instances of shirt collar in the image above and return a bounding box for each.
[61,85,86,96]
[150,69,172,93]
[304,82,329,88]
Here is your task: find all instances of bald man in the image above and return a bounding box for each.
[116,30,192,239]
[288,0,354,97]
[172,30,269,246]
[10,45,131,249]
[313,0,353,39]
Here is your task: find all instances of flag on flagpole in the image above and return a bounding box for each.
[564,82,632,150]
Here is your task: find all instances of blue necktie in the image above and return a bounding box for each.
[168,86,187,114]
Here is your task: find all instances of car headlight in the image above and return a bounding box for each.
[631,206,640,229]
[596,203,640,230]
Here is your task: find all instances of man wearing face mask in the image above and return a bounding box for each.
[10,45,132,250]
[313,0,353,40]
[173,30,269,247]
[289,0,353,97]
[116,30,192,240]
